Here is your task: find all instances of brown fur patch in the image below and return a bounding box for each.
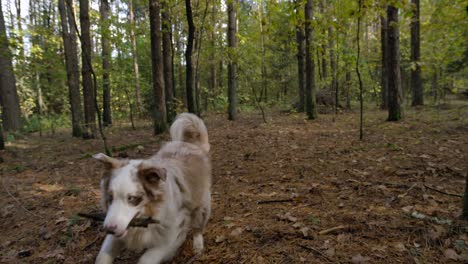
[137,165,167,199]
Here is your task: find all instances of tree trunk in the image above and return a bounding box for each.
[185,0,196,113]
[410,0,423,106]
[295,0,305,112]
[79,0,96,138]
[259,5,267,104]
[462,170,468,220]
[100,0,112,126]
[149,0,167,134]
[0,3,22,131]
[305,0,317,120]
[59,0,84,137]
[14,0,24,60]
[209,0,217,111]
[380,15,388,109]
[128,0,142,113]
[162,0,175,122]
[329,26,338,110]
[387,5,402,121]
[227,0,238,120]
[0,121,4,149]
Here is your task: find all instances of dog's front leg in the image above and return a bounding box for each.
[95,235,123,264]
[138,247,172,264]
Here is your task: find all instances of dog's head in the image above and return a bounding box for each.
[93,153,166,238]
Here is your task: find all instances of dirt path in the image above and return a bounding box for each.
[1,107,467,263]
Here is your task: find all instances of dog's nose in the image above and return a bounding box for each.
[104,224,117,234]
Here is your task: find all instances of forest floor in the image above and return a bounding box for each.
[1,102,468,264]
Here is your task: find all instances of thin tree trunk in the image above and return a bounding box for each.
[14,0,24,60]
[79,0,96,138]
[185,0,196,113]
[149,0,167,134]
[0,121,4,149]
[305,0,317,120]
[259,4,267,104]
[411,0,423,106]
[128,0,142,113]
[295,0,305,112]
[100,0,112,126]
[193,0,209,116]
[162,0,175,122]
[387,5,403,121]
[380,15,388,109]
[209,0,217,111]
[357,0,364,139]
[227,0,238,120]
[0,3,21,131]
[59,0,84,137]
[329,26,338,112]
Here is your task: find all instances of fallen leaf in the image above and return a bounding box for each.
[215,235,226,243]
[351,254,370,263]
[324,247,335,257]
[230,227,243,237]
[300,227,310,237]
[393,242,406,252]
[443,248,460,261]
[55,217,68,225]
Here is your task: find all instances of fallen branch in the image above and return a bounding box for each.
[257,198,294,205]
[318,225,361,235]
[423,184,462,198]
[78,212,159,227]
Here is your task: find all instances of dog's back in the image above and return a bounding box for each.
[159,113,211,210]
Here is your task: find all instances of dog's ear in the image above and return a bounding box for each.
[137,166,167,188]
[93,153,125,169]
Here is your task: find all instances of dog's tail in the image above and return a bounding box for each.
[170,113,210,152]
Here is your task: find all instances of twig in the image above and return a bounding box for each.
[257,198,294,205]
[78,212,159,227]
[398,183,418,198]
[423,184,462,198]
[318,225,360,235]
[298,244,335,263]
[82,235,100,250]
[185,252,202,264]
[2,178,40,217]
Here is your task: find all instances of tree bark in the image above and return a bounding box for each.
[59,0,84,137]
[162,0,175,122]
[410,0,423,106]
[305,0,317,120]
[227,0,238,120]
[14,0,24,60]
[329,26,338,110]
[295,0,305,112]
[209,0,217,111]
[79,0,96,137]
[100,0,112,126]
[380,15,388,109]
[149,0,167,134]
[185,0,196,113]
[129,0,143,113]
[387,5,403,121]
[0,3,22,131]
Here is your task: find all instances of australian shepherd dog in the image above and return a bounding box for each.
[93,113,211,264]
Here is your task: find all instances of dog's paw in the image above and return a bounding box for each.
[193,234,204,255]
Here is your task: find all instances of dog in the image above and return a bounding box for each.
[93,113,211,264]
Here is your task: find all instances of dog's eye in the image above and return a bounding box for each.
[128,195,142,206]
